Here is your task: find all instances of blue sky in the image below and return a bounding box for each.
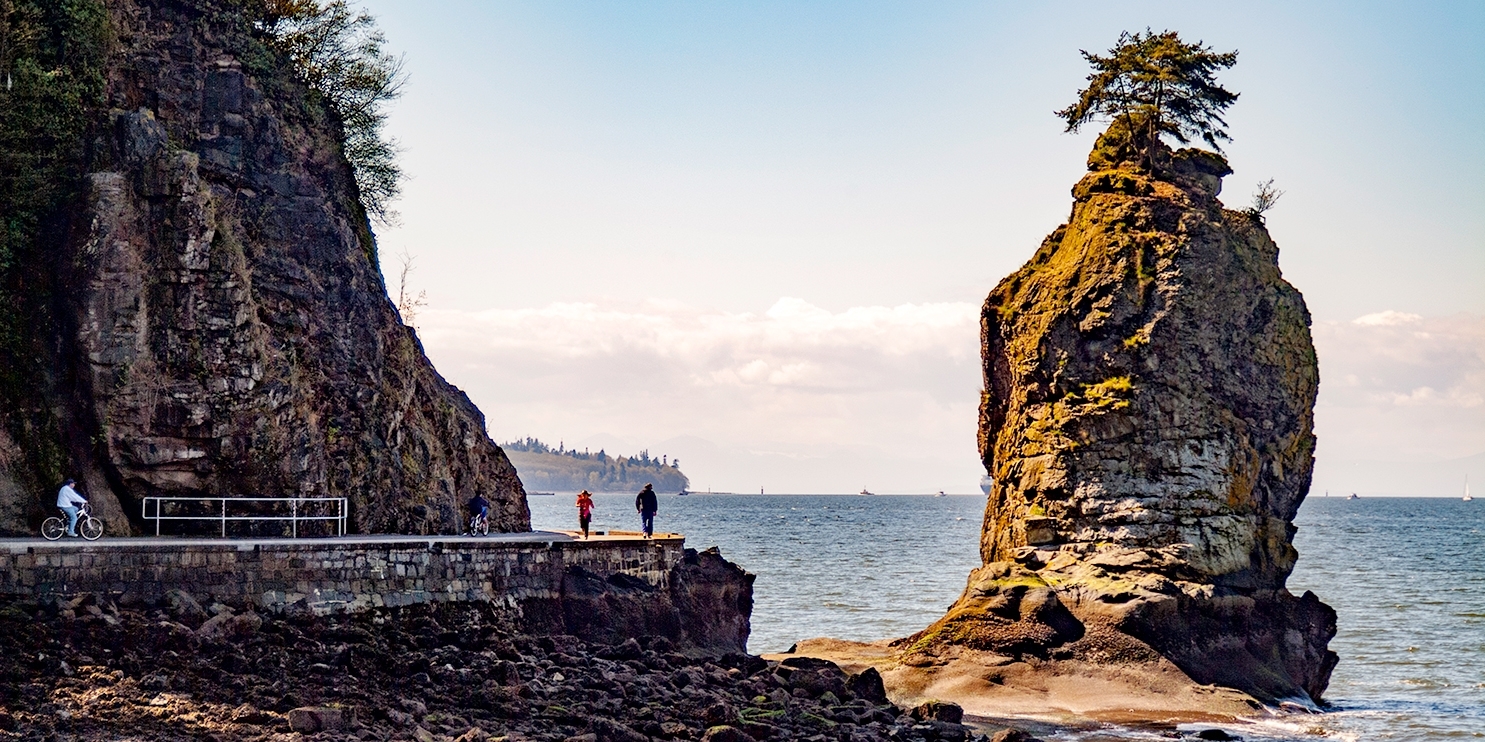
[359,1,1484,494]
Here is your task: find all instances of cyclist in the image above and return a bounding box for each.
[56,479,88,538]
[467,493,489,533]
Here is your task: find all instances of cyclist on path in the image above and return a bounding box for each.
[56,479,88,538]
[467,493,489,533]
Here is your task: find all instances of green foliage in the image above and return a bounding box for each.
[1057,30,1239,165]
[0,0,111,503]
[1246,178,1284,220]
[255,0,405,224]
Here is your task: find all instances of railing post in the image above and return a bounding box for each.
[291,498,298,539]
[221,498,227,538]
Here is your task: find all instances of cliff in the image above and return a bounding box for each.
[0,0,528,535]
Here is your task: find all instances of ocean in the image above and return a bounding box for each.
[527,493,1485,741]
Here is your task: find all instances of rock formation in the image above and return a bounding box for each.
[0,0,528,535]
[792,127,1337,714]
[921,126,1337,703]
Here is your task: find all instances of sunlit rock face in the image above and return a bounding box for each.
[926,129,1337,703]
[0,0,528,535]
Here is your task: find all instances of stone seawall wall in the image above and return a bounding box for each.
[0,536,684,616]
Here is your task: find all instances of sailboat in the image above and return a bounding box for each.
[1465,476,1473,502]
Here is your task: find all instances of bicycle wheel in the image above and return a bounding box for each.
[79,517,104,541]
[476,518,489,536]
[41,517,65,541]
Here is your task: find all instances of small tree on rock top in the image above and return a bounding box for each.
[1057,30,1239,168]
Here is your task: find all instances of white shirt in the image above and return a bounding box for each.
[56,484,86,508]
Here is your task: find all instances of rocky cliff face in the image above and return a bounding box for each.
[0,0,528,535]
[921,129,1336,703]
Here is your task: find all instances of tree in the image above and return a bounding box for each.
[1246,178,1284,220]
[1057,30,1238,167]
[255,0,406,224]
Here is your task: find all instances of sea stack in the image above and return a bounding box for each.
[918,125,1339,703]
[0,0,527,535]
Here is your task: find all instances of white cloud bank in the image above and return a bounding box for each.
[413,300,1484,496]
[1310,312,1485,495]
[415,298,985,493]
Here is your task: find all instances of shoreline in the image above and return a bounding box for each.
[772,637,1290,740]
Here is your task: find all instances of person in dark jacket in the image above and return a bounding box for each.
[635,483,658,538]
[467,494,490,533]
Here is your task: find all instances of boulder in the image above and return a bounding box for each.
[287,706,354,733]
[909,700,963,724]
[164,590,206,626]
[701,726,752,742]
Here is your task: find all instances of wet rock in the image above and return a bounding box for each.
[1194,730,1240,741]
[196,610,262,640]
[702,702,734,726]
[846,667,889,704]
[988,731,1044,742]
[288,706,354,733]
[910,700,963,724]
[164,590,206,626]
[701,726,752,742]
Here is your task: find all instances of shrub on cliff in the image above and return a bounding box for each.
[0,0,112,502]
[254,0,405,223]
[1057,29,1238,168]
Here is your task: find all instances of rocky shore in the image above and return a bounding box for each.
[0,593,1054,742]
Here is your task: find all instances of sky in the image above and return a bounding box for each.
[357,0,1484,495]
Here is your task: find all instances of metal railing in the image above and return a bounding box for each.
[142,497,348,538]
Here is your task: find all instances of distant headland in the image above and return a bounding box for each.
[502,438,691,493]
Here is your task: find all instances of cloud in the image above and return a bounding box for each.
[1351,310,1423,326]
[1311,312,1485,484]
[414,298,985,492]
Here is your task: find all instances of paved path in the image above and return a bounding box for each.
[0,530,682,549]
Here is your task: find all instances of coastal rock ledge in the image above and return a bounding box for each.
[796,132,1337,716]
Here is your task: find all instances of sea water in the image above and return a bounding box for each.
[527,494,1485,741]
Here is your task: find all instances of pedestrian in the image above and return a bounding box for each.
[575,490,595,539]
[56,479,88,538]
[635,483,658,538]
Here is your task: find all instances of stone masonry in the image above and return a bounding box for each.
[0,536,683,616]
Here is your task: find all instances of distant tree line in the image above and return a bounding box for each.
[501,438,689,494]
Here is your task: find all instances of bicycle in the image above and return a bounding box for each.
[467,511,489,536]
[42,502,104,541]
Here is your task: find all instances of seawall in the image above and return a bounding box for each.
[0,533,681,614]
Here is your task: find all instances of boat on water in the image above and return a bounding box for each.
[1465,476,1473,502]
[859,489,874,496]
[935,491,947,497]
[1347,493,1360,500]
[677,490,690,497]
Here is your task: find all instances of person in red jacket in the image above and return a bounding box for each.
[575,490,595,539]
